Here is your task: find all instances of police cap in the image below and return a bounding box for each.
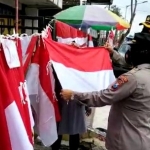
[139,15,150,28]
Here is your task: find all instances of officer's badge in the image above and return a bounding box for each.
[111,75,128,91]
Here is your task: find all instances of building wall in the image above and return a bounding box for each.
[0,0,61,35]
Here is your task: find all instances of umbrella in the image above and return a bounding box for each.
[54,5,130,31]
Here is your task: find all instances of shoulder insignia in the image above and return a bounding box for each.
[111,75,128,91]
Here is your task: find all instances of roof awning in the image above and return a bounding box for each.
[19,0,62,9]
[87,0,113,5]
[63,0,113,6]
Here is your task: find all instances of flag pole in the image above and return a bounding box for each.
[15,0,19,34]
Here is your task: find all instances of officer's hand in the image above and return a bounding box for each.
[60,89,73,100]
[104,42,114,54]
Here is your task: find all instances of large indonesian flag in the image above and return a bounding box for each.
[44,38,116,128]
[56,21,94,47]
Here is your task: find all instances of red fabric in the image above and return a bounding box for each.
[56,21,87,38]
[31,37,61,122]
[116,23,129,30]
[0,54,12,150]
[44,39,112,72]
[0,38,33,150]
[22,36,38,74]
[16,39,33,144]
[55,21,94,47]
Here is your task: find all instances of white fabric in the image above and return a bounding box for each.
[24,81,35,129]
[26,63,57,146]
[57,36,88,46]
[88,40,94,47]
[52,61,115,128]
[2,39,21,68]
[5,101,33,150]
[52,61,115,92]
[20,36,32,58]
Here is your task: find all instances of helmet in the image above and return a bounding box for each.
[125,32,150,66]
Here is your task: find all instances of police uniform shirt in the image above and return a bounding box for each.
[72,64,150,150]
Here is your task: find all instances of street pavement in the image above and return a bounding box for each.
[34,144,51,150]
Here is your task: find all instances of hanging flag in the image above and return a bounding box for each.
[19,35,38,74]
[0,67,34,150]
[108,30,115,48]
[26,38,60,146]
[56,21,94,47]
[44,38,116,129]
[0,39,33,150]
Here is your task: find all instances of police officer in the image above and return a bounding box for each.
[60,32,150,150]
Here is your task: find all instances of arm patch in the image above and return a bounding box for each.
[111,75,128,91]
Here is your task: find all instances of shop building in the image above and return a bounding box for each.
[0,0,62,34]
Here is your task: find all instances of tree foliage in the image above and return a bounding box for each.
[110,5,122,17]
[118,0,137,48]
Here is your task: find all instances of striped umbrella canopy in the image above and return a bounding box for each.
[54,5,130,31]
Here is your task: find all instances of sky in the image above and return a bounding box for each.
[112,0,150,35]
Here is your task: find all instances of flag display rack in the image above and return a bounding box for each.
[0,18,112,149]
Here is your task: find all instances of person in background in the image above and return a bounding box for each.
[105,15,150,67]
[68,40,87,48]
[60,32,150,150]
[51,66,91,150]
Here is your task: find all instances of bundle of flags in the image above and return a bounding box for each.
[0,23,116,149]
[25,26,116,146]
[0,38,34,150]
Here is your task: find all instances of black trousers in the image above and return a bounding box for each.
[51,134,80,150]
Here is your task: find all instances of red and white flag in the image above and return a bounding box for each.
[19,35,38,73]
[44,38,116,128]
[108,30,115,48]
[56,21,94,47]
[26,38,60,146]
[0,39,34,150]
